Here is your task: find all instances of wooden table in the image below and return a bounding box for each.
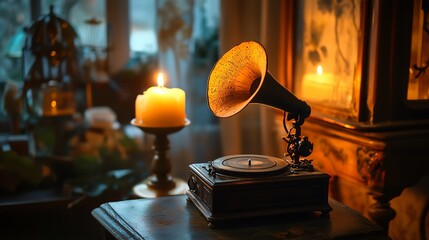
[92,195,389,240]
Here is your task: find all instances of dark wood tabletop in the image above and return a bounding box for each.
[92,195,389,240]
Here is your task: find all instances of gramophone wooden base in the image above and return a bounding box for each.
[187,163,332,228]
[133,176,189,198]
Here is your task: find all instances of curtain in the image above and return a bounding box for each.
[156,0,222,179]
[218,0,289,157]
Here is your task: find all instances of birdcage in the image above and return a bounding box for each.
[22,5,82,118]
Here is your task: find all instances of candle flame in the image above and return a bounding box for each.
[51,100,57,108]
[317,65,323,76]
[157,73,164,87]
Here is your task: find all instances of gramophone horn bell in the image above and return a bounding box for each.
[207,41,310,120]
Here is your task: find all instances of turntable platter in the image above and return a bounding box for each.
[211,154,289,177]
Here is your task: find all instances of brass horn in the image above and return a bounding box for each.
[207,41,311,122]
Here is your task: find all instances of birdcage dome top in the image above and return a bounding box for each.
[24,5,80,65]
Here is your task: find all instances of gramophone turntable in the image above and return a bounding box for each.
[186,41,332,228]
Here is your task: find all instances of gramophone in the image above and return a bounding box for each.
[186,41,332,228]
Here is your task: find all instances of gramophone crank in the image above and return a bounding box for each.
[281,111,315,171]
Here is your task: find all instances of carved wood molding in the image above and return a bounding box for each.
[357,146,386,192]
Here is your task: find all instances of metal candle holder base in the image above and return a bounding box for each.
[131,118,190,198]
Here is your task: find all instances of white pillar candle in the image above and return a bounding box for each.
[135,73,186,127]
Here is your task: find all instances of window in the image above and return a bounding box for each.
[0,0,31,129]
[293,0,361,120]
[130,0,158,55]
[0,0,221,175]
[408,0,429,100]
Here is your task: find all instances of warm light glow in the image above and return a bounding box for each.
[51,100,57,108]
[317,65,323,76]
[157,73,164,87]
[135,71,186,127]
[302,64,335,103]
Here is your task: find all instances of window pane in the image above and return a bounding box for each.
[0,0,31,123]
[130,0,158,54]
[294,0,361,114]
[0,0,31,81]
[408,0,429,100]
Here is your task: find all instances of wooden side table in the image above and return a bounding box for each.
[92,195,389,240]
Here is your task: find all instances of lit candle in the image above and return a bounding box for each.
[42,92,75,116]
[50,100,58,115]
[301,65,335,103]
[135,73,186,127]
[41,82,75,116]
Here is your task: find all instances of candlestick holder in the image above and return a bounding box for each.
[131,118,190,198]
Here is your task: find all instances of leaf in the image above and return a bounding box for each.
[308,50,321,65]
[320,46,328,58]
[0,151,43,189]
[74,154,101,176]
